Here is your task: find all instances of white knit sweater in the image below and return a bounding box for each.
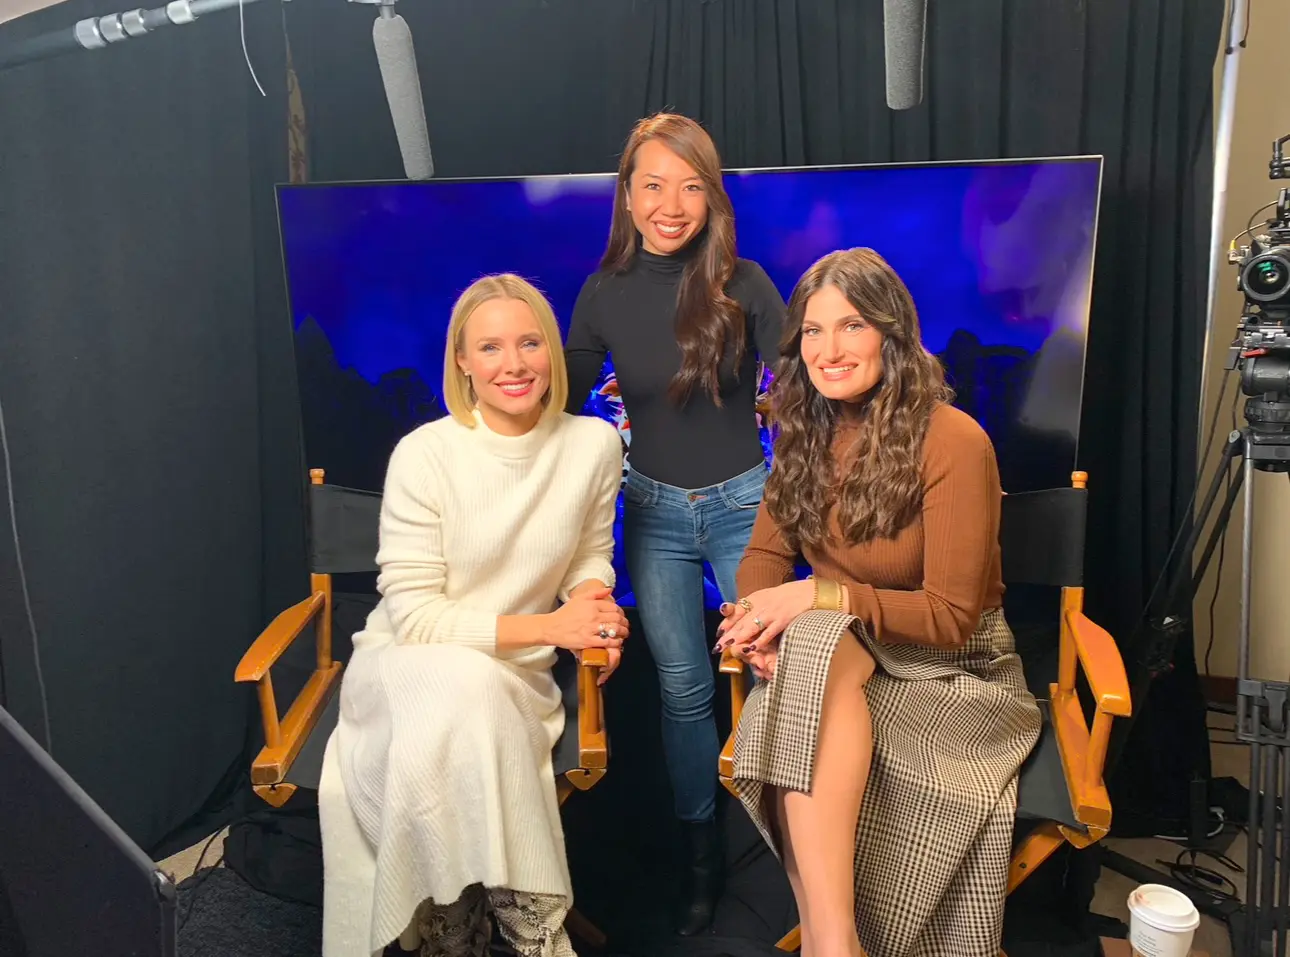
[365,407,621,663]
[326,409,622,955]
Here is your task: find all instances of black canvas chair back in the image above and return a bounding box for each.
[307,482,382,576]
[999,485,1088,588]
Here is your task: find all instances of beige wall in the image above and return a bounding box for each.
[0,0,64,25]
[1193,0,1290,680]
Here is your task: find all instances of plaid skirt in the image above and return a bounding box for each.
[730,608,1041,957]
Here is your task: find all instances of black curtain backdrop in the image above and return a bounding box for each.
[0,0,305,855]
[0,0,1218,881]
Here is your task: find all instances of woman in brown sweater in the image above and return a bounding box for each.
[716,248,1041,957]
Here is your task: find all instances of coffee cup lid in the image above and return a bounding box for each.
[1127,884,1201,932]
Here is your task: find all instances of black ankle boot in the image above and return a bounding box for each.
[674,819,723,936]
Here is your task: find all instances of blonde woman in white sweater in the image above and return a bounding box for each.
[319,274,627,957]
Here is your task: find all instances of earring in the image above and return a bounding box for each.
[464,371,471,377]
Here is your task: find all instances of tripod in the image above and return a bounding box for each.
[1227,429,1290,957]
[1104,421,1290,957]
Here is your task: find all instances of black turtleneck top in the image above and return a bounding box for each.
[564,249,786,489]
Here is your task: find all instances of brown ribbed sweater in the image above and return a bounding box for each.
[736,403,1004,649]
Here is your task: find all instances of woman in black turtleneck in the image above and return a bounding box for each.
[565,113,785,936]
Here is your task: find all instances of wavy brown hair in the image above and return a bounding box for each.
[764,248,952,551]
[601,113,743,405]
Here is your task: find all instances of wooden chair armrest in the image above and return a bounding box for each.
[1064,610,1131,717]
[578,648,609,669]
[235,593,326,683]
[721,647,748,728]
[575,649,608,770]
[1049,603,1131,838]
[249,663,342,786]
[718,732,737,784]
[719,647,745,675]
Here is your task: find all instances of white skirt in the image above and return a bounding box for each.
[324,639,569,956]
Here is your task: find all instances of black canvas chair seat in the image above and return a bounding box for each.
[1007,597,1083,832]
[1015,705,1083,831]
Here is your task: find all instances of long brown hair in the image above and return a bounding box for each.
[601,113,743,405]
[764,248,953,550]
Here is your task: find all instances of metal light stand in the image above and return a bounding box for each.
[1231,438,1290,957]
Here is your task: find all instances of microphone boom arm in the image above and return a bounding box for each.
[0,0,266,73]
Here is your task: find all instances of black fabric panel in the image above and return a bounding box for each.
[1000,488,1088,587]
[1016,704,1083,831]
[282,693,340,792]
[0,0,295,852]
[307,484,382,575]
[0,706,175,957]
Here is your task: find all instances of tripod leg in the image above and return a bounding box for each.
[1261,745,1279,948]
[1186,430,1245,595]
[1277,750,1290,957]
[1241,452,1259,957]
[1190,460,1247,595]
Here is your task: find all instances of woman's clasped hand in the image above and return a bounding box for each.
[713,579,816,680]
[543,586,629,683]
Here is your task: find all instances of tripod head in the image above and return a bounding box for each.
[1226,133,1290,472]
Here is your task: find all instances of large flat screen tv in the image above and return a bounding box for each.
[277,157,1101,606]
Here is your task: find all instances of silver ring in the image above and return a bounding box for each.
[753,616,766,630]
[598,625,609,639]
[605,626,617,639]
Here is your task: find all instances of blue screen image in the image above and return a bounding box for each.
[278,158,1101,606]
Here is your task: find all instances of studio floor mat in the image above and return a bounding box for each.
[177,867,321,957]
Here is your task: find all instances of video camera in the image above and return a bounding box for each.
[1225,133,1290,464]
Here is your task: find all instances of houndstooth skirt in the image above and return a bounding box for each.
[730,608,1042,957]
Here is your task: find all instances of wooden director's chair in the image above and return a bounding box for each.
[234,468,612,948]
[717,471,1133,953]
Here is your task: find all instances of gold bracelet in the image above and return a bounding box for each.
[811,576,844,612]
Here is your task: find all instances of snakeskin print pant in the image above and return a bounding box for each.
[409,883,575,957]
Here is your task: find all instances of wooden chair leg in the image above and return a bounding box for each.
[776,925,802,951]
[565,907,607,950]
[556,777,574,807]
[1007,821,1066,895]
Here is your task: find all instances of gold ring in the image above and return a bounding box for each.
[737,597,754,613]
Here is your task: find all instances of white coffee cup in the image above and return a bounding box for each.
[1127,883,1200,957]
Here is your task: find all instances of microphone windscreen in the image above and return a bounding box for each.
[372,13,435,180]
[882,0,927,110]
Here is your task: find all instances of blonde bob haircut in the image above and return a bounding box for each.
[442,273,569,427]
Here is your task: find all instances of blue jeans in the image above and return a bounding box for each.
[623,461,767,823]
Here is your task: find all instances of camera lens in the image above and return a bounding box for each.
[1243,249,1290,303]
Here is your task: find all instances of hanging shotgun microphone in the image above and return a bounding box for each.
[882,0,928,110]
[363,0,434,179]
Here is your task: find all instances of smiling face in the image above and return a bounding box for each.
[626,138,710,256]
[799,284,884,403]
[455,297,552,435]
